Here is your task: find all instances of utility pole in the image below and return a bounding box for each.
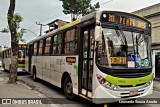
[36,22,46,36]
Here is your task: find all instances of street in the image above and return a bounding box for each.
[14,71,160,107]
[1,0,160,107]
[0,67,160,107]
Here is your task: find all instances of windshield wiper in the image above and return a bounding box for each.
[116,26,127,46]
[138,35,148,46]
[115,29,125,45]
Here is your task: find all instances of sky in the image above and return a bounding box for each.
[0,0,160,47]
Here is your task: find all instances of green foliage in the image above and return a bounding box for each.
[84,2,100,15]
[16,28,26,43]
[1,13,25,43]
[60,0,100,21]
[8,13,23,31]
[0,28,9,33]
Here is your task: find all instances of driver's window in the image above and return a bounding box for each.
[97,35,109,66]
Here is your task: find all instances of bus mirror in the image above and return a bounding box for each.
[95,26,102,39]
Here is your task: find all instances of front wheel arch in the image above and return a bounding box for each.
[32,66,38,82]
[61,72,75,99]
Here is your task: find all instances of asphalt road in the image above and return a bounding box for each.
[1,69,160,107]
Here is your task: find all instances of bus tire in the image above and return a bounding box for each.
[9,64,11,73]
[3,64,6,71]
[63,77,75,99]
[32,67,38,82]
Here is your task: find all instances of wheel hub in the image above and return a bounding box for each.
[66,82,72,94]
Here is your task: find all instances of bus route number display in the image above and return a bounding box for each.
[66,57,76,63]
[103,13,148,30]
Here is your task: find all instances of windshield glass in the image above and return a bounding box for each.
[18,49,25,59]
[97,28,151,68]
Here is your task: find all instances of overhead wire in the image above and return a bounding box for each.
[25,0,115,41]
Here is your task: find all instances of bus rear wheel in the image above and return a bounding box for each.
[63,77,75,99]
[32,67,38,82]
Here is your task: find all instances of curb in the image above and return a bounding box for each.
[17,79,47,97]
[17,79,62,106]
[153,87,160,91]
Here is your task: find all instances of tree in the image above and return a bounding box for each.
[60,0,100,21]
[1,0,25,84]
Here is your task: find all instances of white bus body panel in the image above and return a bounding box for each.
[35,56,43,79]
[31,55,79,95]
[3,58,11,70]
[50,56,61,87]
[42,56,51,82]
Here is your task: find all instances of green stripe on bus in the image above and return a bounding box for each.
[18,64,25,67]
[105,73,153,87]
[74,65,78,76]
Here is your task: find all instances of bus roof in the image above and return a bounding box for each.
[2,44,27,52]
[28,10,151,44]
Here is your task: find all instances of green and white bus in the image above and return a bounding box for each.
[2,44,27,72]
[25,11,153,103]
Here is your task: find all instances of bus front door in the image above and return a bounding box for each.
[79,28,95,99]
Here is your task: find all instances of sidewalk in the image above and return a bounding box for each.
[0,70,59,107]
[153,80,160,91]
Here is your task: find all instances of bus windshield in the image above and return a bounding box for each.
[97,28,151,68]
[18,49,25,59]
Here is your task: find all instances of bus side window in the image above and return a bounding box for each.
[52,34,62,54]
[34,42,37,55]
[39,40,43,55]
[63,28,77,54]
[44,37,51,54]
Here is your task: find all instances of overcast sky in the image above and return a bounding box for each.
[0,0,160,47]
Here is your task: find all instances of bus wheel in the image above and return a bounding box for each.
[3,65,6,72]
[33,67,37,82]
[63,77,75,99]
[9,65,11,73]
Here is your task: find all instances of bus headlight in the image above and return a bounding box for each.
[96,74,118,90]
[146,79,152,86]
[146,74,153,86]
[146,80,152,86]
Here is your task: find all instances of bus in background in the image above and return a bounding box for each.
[2,44,27,72]
[25,11,153,104]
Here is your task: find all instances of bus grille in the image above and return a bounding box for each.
[120,90,144,98]
[112,71,151,78]
[118,83,146,88]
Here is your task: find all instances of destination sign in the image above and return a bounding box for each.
[110,57,126,64]
[101,12,150,30]
[19,45,27,49]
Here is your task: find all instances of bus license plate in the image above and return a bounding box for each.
[129,90,138,96]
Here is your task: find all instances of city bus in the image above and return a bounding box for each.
[25,11,153,103]
[2,44,27,72]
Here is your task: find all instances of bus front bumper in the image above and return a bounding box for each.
[93,81,153,104]
[18,67,25,72]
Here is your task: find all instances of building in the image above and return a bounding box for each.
[133,3,160,78]
[45,19,69,35]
